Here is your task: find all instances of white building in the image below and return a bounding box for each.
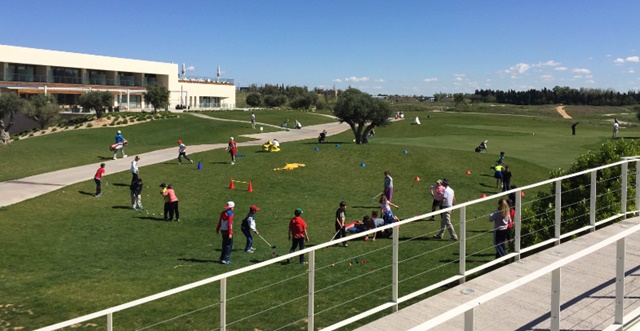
[0,45,235,110]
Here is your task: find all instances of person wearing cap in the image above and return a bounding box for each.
[162,184,179,221]
[241,205,260,253]
[130,156,140,185]
[159,183,170,221]
[288,208,309,264]
[433,179,458,241]
[113,130,127,159]
[428,179,445,221]
[216,201,235,264]
[226,137,237,165]
[333,201,348,247]
[177,140,193,164]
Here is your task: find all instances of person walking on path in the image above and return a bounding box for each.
[177,140,193,164]
[160,183,171,221]
[428,179,445,221]
[433,179,458,241]
[288,208,309,264]
[571,122,579,135]
[489,199,511,258]
[113,130,127,159]
[162,184,179,221]
[501,166,512,192]
[250,112,256,129]
[130,177,144,211]
[226,137,237,165]
[383,171,394,202]
[333,201,348,247]
[130,156,140,185]
[241,205,260,253]
[216,201,235,264]
[94,163,105,197]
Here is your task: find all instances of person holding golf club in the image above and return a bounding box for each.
[216,201,235,265]
[241,205,260,253]
[333,201,348,247]
[428,179,445,221]
[93,163,106,197]
[288,208,309,264]
[379,195,399,225]
[433,179,458,241]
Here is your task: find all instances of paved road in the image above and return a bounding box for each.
[0,113,350,208]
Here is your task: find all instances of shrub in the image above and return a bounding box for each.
[86,123,93,128]
[40,131,46,134]
[51,128,57,132]
[28,133,34,137]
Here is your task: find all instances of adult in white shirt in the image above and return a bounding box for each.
[130,156,140,185]
[273,139,280,148]
[433,179,458,240]
[613,121,619,138]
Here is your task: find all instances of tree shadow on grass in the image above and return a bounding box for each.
[178,258,218,263]
[111,183,129,187]
[79,191,95,196]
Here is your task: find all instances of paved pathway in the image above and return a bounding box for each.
[0,114,350,208]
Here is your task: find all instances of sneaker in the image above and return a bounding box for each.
[175,219,180,222]
[231,161,235,165]
[245,250,254,253]
[220,260,227,264]
[249,247,256,252]
[178,162,182,165]
[113,156,117,160]
[300,261,306,265]
[133,207,137,211]
[123,155,128,158]
[95,193,102,197]
[225,260,233,265]
[449,237,458,241]
[433,235,442,239]
[190,160,194,164]
[343,243,349,247]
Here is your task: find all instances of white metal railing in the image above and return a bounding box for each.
[35,158,640,331]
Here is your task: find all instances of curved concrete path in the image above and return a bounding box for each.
[0,114,350,208]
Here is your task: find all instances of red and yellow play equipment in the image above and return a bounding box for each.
[261,140,281,152]
[229,179,253,192]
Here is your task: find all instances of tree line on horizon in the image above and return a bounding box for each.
[471,86,640,106]
[244,84,342,110]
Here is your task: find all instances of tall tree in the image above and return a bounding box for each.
[24,94,60,129]
[145,85,170,112]
[333,88,392,144]
[246,93,262,107]
[79,91,114,119]
[0,92,26,145]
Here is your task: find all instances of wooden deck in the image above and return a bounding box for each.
[355,217,640,331]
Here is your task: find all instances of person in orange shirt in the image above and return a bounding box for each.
[94,163,106,197]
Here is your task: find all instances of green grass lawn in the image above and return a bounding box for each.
[0,108,633,330]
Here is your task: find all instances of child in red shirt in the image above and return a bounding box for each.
[216,201,235,264]
[94,163,105,197]
[288,208,309,264]
[226,137,237,165]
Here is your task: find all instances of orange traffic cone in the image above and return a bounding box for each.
[229,179,235,190]
[248,181,253,192]
[466,170,471,175]
[520,191,525,197]
[480,193,486,198]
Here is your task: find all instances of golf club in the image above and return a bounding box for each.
[258,233,276,249]
[329,228,342,241]
[369,192,382,201]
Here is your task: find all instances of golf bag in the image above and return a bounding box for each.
[474,140,488,153]
[281,119,289,128]
[294,120,302,129]
[109,140,128,151]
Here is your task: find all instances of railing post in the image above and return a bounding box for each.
[555,179,562,246]
[107,313,113,331]
[590,170,597,232]
[220,277,227,331]
[464,308,474,331]
[392,224,399,312]
[308,250,315,331]
[615,238,625,325]
[551,268,561,331]
[515,191,522,261]
[622,163,628,218]
[459,206,467,280]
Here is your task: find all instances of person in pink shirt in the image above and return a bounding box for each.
[162,184,179,222]
[428,179,445,221]
[94,163,105,197]
[216,201,235,264]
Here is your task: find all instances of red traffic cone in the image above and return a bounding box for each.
[229,179,235,190]
[248,181,253,192]
[520,191,525,197]
[465,170,471,175]
[480,193,486,198]
[414,177,421,182]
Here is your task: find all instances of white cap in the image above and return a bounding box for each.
[117,130,121,134]
[225,201,235,209]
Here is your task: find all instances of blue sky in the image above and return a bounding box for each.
[2,0,639,96]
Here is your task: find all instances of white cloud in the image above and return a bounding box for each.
[454,74,466,81]
[504,63,530,75]
[572,68,591,74]
[614,58,625,63]
[533,60,560,67]
[374,79,385,83]
[345,76,370,82]
[423,77,438,83]
[540,74,555,82]
[586,80,595,84]
[555,66,568,71]
[186,65,195,71]
[626,56,640,62]
[332,79,342,83]
[573,75,583,79]
[628,68,636,74]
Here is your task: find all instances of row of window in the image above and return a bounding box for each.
[1,64,159,87]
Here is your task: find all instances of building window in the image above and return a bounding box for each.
[8,64,36,82]
[89,70,107,85]
[118,72,136,86]
[52,67,81,84]
[199,96,220,108]
[120,95,142,108]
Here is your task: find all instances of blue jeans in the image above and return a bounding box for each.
[289,237,305,263]
[494,229,509,258]
[241,227,253,251]
[220,231,233,261]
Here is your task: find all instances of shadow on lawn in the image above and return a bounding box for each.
[111,183,129,187]
[97,156,114,160]
[351,205,379,209]
[79,191,95,196]
[134,216,166,221]
[112,206,131,209]
[210,161,230,165]
[302,141,349,145]
[178,258,218,263]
